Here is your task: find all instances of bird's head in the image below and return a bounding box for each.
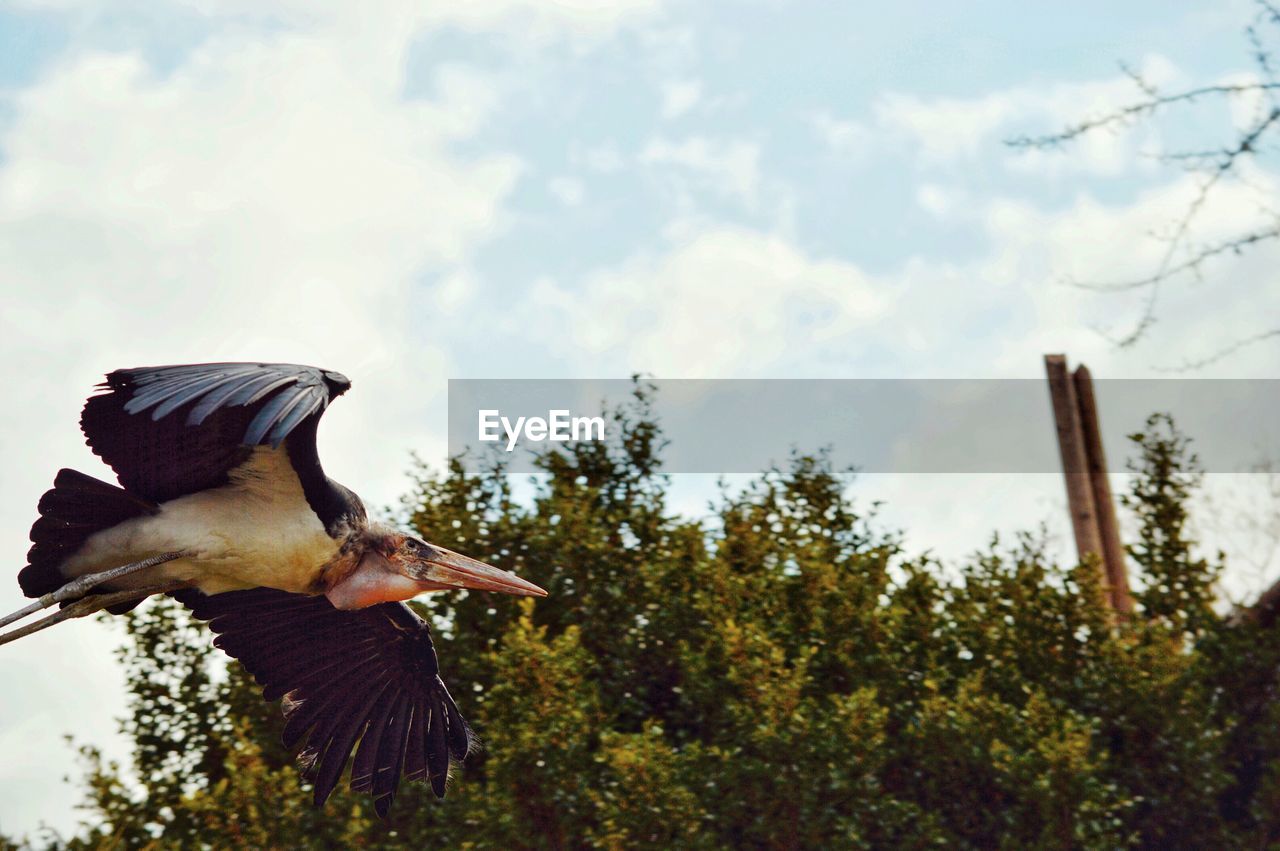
[325,525,547,610]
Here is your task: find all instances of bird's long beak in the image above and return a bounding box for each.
[411,545,547,597]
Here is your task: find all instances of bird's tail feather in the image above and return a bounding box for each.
[19,469,159,612]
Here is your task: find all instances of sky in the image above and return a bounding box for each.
[2,0,1279,840]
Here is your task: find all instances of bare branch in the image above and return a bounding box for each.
[1119,60,1160,100]
[1006,1,1280,358]
[1156,327,1280,372]
[1066,225,1280,294]
[1004,82,1280,150]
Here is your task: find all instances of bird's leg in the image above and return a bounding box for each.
[0,578,193,647]
[0,551,187,632]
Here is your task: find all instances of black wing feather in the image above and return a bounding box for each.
[175,588,474,816]
[426,691,451,798]
[443,684,472,761]
[81,362,351,506]
[404,700,430,782]
[349,689,395,792]
[310,683,392,806]
[371,692,414,817]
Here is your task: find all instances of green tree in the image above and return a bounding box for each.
[1123,413,1223,638]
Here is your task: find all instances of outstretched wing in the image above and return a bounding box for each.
[80,362,351,506]
[176,588,474,817]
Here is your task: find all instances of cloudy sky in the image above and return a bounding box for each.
[2,0,1279,839]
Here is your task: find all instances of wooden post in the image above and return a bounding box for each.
[1073,365,1133,616]
[1242,578,1280,627]
[1044,355,1104,566]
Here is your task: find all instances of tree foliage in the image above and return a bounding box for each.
[5,390,1280,849]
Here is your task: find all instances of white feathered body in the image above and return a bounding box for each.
[61,447,340,595]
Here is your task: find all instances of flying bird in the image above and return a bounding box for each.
[0,362,547,816]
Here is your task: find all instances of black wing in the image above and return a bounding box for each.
[177,588,473,817]
[80,362,352,511]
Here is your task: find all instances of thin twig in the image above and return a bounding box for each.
[1005,83,1280,149]
[1005,0,1280,358]
[1155,327,1280,372]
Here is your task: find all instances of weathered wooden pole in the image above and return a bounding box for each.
[1243,579,1280,627]
[1072,365,1133,616]
[1044,355,1104,567]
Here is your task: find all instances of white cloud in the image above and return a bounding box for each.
[1,50,516,259]
[874,54,1179,174]
[431,269,479,312]
[549,175,586,206]
[576,141,626,173]
[523,151,1280,383]
[808,110,872,162]
[8,0,667,42]
[916,183,954,217]
[640,135,762,207]
[420,0,666,39]
[660,78,702,119]
[875,89,1018,165]
[523,224,886,375]
[809,55,1181,176]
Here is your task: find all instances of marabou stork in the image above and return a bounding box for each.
[0,363,546,816]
